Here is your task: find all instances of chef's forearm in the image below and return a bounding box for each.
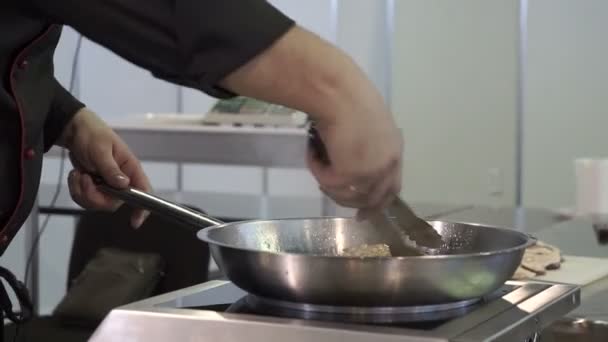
[220,26,381,124]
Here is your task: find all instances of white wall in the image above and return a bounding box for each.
[391,0,608,210]
[336,0,390,98]
[523,0,608,209]
[391,0,519,206]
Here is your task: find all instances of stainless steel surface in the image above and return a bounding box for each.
[534,218,608,322]
[515,0,529,212]
[434,282,550,335]
[198,219,534,306]
[439,206,568,234]
[569,276,608,322]
[449,282,580,341]
[92,309,442,342]
[89,280,580,342]
[389,197,444,249]
[49,124,309,167]
[233,294,482,324]
[541,318,608,342]
[96,180,224,227]
[246,294,479,315]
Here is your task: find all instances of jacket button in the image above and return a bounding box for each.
[18,59,29,69]
[24,148,35,160]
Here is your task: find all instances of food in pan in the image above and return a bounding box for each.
[512,241,563,280]
[342,244,392,257]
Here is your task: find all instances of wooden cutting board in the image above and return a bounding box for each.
[534,255,608,286]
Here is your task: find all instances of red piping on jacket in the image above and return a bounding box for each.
[1,25,57,239]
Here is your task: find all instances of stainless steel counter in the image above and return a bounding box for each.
[90,280,580,342]
[437,210,608,322]
[533,218,608,321]
[439,206,569,233]
[436,210,608,323]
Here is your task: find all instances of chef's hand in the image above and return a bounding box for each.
[58,108,152,228]
[220,26,403,214]
[307,96,403,215]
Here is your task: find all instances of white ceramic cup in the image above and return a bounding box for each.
[575,158,608,215]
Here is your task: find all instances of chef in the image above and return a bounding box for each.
[1,0,402,325]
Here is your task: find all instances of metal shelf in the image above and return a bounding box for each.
[47,123,309,167]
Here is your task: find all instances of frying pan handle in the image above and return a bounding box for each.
[92,176,225,229]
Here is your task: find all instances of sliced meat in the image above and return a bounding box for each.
[512,266,537,280]
[343,244,392,257]
[511,241,564,280]
[521,242,562,274]
[521,241,562,275]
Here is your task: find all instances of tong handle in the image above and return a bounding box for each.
[92,176,224,229]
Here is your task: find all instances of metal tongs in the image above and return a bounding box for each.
[308,126,443,256]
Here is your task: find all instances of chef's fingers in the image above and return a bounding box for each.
[319,185,367,208]
[310,165,377,193]
[68,170,84,207]
[69,150,130,198]
[356,164,402,220]
[307,146,333,183]
[355,153,401,220]
[309,147,358,206]
[114,152,151,228]
[116,152,152,193]
[308,143,398,209]
[95,147,130,189]
[68,152,86,171]
[310,154,370,205]
[367,156,402,210]
[387,152,403,206]
[79,172,122,211]
[307,146,372,191]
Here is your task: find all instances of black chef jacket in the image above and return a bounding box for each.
[0,1,294,256]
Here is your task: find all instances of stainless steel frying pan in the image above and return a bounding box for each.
[97,182,535,307]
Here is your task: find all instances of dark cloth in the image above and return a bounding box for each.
[4,316,93,342]
[0,1,295,255]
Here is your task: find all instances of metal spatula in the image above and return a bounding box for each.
[364,208,425,256]
[387,196,443,248]
[363,196,443,256]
